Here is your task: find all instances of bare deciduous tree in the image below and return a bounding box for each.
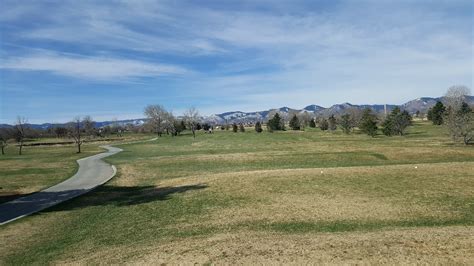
[298,111,312,128]
[15,117,28,155]
[458,109,474,145]
[0,128,12,155]
[184,107,200,138]
[110,118,123,137]
[144,105,168,137]
[83,115,96,139]
[445,85,470,110]
[444,85,472,144]
[54,127,68,138]
[346,107,364,128]
[162,111,175,136]
[69,117,83,153]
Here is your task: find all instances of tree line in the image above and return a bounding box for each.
[273,108,404,138]
[259,85,472,145]
[0,116,126,155]
[2,85,471,156]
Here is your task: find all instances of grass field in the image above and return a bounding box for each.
[0,134,152,204]
[0,122,473,264]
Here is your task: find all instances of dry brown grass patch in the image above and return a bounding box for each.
[56,226,474,265]
[153,162,473,226]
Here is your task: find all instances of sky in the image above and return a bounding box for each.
[0,0,472,124]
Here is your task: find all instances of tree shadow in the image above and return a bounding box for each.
[44,184,208,212]
[404,131,425,136]
[0,184,207,223]
[0,192,35,204]
[442,142,474,147]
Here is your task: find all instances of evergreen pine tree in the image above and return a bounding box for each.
[428,101,446,125]
[427,109,433,121]
[309,118,316,128]
[382,107,412,136]
[289,114,300,130]
[267,113,284,131]
[395,110,412,135]
[382,116,394,136]
[255,121,263,133]
[328,115,337,131]
[360,108,378,137]
[232,123,238,132]
[340,114,352,134]
[459,102,472,115]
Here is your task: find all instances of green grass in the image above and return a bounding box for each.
[106,123,473,183]
[1,121,473,264]
[0,133,154,203]
[250,216,474,234]
[0,144,104,203]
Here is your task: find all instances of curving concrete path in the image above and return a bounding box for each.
[0,145,122,225]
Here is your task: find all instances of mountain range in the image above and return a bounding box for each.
[1,96,473,130]
[205,95,473,124]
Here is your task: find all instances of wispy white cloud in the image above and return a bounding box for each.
[0,0,472,122]
[0,52,189,80]
[5,1,224,55]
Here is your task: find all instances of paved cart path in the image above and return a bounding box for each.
[0,145,122,225]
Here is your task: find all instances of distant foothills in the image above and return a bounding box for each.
[1,95,473,130]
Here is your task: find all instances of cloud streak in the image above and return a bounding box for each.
[0,0,472,123]
[0,53,189,80]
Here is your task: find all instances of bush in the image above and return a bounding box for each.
[382,107,412,136]
[255,121,263,133]
[444,102,473,145]
[319,119,329,131]
[328,115,337,131]
[232,123,238,132]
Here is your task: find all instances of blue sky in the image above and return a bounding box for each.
[0,0,472,123]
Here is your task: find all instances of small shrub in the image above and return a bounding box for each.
[255,121,263,133]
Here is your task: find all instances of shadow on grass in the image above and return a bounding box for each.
[44,184,208,212]
[0,184,207,223]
